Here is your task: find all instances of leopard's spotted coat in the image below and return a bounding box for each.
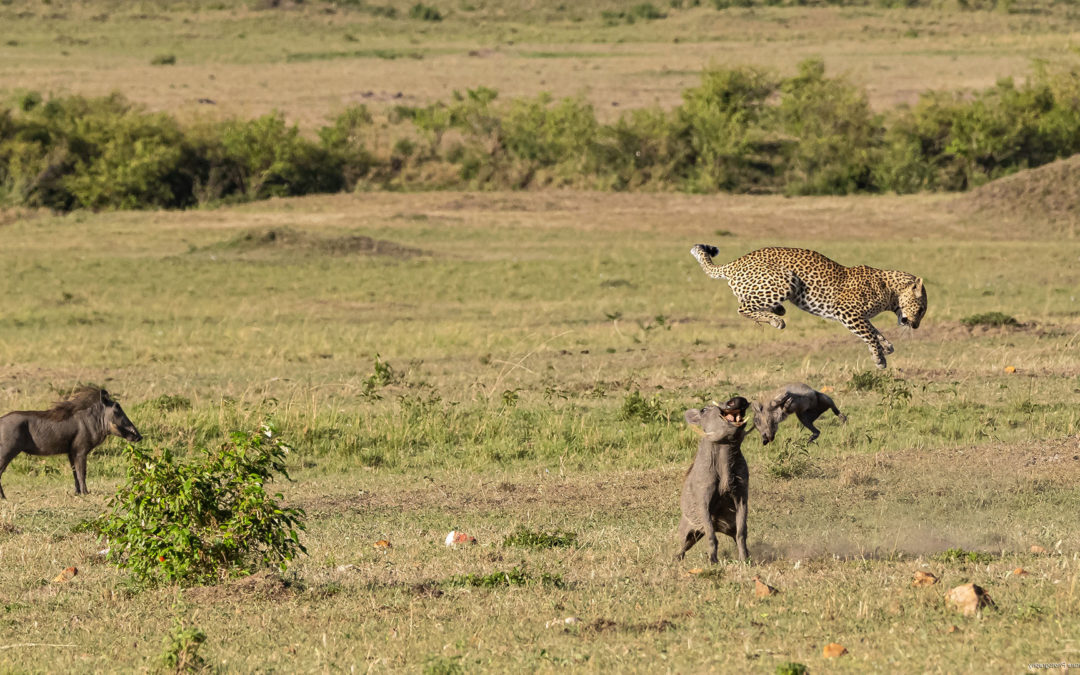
[691,245,926,369]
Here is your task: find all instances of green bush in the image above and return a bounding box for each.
[777,59,882,195]
[95,424,306,588]
[318,105,375,187]
[961,311,1020,327]
[409,2,442,20]
[502,526,579,549]
[678,66,780,192]
[619,390,669,424]
[150,53,177,66]
[156,618,207,672]
[220,113,345,199]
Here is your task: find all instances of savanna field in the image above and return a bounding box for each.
[2,0,1080,672]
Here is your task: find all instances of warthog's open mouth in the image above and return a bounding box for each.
[722,409,746,426]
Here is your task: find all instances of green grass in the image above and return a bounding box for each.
[0,176,1077,671]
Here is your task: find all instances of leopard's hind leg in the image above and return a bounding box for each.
[731,272,790,330]
[736,293,789,330]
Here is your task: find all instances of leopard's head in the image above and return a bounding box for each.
[897,277,926,329]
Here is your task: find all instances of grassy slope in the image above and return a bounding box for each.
[0,191,1077,671]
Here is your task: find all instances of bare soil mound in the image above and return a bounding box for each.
[204,227,426,258]
[184,570,294,604]
[948,155,1080,233]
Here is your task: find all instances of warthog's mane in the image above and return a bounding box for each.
[43,387,108,420]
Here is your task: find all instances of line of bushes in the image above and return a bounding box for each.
[2,58,1079,211]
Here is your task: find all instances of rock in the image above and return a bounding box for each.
[545,616,580,628]
[821,385,835,393]
[1031,545,1047,554]
[52,567,77,583]
[947,624,960,633]
[1004,365,1017,373]
[945,583,995,616]
[822,643,848,658]
[753,576,778,597]
[373,539,392,549]
[1012,567,1028,576]
[444,531,477,547]
[912,570,939,587]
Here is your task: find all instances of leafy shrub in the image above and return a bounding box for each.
[95,424,306,587]
[848,370,912,406]
[766,439,812,479]
[678,66,780,192]
[619,390,668,423]
[219,113,344,200]
[409,2,442,20]
[150,53,177,66]
[776,59,882,195]
[501,94,599,180]
[318,106,375,187]
[775,663,809,675]
[156,618,207,672]
[961,311,1020,327]
[932,547,995,564]
[142,394,193,412]
[502,526,579,549]
[445,566,565,588]
[630,2,667,19]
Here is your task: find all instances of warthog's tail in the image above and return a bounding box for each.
[690,244,729,280]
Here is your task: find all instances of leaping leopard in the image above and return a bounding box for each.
[690,245,926,369]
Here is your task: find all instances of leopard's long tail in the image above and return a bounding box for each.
[690,244,729,280]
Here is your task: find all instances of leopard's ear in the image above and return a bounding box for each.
[912,277,924,295]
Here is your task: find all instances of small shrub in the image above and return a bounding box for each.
[423,656,465,675]
[848,370,911,407]
[766,439,812,479]
[445,565,565,588]
[961,311,1020,327]
[619,390,668,423]
[502,526,579,549]
[409,2,442,20]
[775,663,809,675]
[360,353,399,400]
[143,394,192,412]
[156,618,207,673]
[95,423,307,588]
[150,53,177,66]
[630,2,667,19]
[932,547,994,564]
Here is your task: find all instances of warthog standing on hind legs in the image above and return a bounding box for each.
[751,383,846,446]
[676,397,750,564]
[0,387,143,498]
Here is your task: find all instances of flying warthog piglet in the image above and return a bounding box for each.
[0,387,143,498]
[751,382,846,446]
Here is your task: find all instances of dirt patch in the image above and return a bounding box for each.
[184,570,294,604]
[948,155,1080,234]
[200,227,427,258]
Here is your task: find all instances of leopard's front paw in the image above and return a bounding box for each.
[770,316,786,330]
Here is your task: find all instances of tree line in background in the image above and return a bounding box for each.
[2,59,1079,211]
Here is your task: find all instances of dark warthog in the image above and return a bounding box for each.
[0,387,143,498]
[676,396,750,564]
[751,382,846,446]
